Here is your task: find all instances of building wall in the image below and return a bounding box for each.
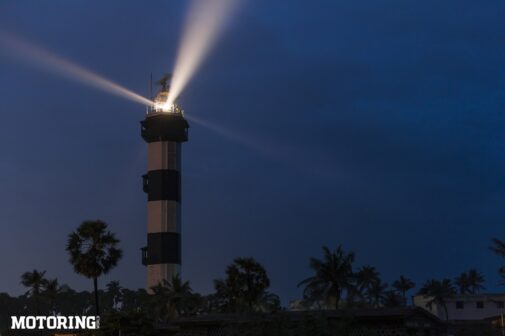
[414,294,505,321]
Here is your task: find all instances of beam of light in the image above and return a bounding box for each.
[187,114,343,181]
[185,114,271,155]
[166,0,240,106]
[0,31,154,107]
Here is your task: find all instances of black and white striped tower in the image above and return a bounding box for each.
[140,87,189,290]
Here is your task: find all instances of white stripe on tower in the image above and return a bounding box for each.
[146,141,181,290]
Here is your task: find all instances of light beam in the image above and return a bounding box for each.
[166,0,240,106]
[0,31,153,107]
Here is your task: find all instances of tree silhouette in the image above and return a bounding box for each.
[211,278,235,312]
[66,220,122,316]
[418,279,455,321]
[121,288,150,313]
[392,275,415,306]
[466,269,485,294]
[227,258,272,310]
[454,272,470,294]
[355,265,380,305]
[94,310,156,336]
[20,269,47,314]
[43,278,60,314]
[105,280,123,311]
[213,257,278,313]
[150,274,196,319]
[367,280,388,307]
[298,245,355,309]
[490,238,505,257]
[455,269,485,294]
[490,238,505,283]
[382,290,404,307]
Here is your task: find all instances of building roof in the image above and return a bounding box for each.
[163,307,443,328]
[414,293,505,302]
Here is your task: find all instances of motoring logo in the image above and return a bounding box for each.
[10,316,100,330]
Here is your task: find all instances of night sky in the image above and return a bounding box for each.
[1,0,505,304]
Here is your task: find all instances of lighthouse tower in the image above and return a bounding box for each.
[140,84,189,290]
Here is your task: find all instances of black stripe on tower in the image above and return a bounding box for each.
[141,114,189,143]
[147,232,181,264]
[142,169,181,202]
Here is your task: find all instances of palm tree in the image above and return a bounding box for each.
[466,269,485,294]
[66,220,122,316]
[454,272,470,294]
[355,265,380,305]
[298,245,355,309]
[150,274,195,319]
[491,238,505,257]
[491,238,505,282]
[367,280,388,307]
[418,279,455,321]
[20,270,47,314]
[455,269,485,294]
[392,275,415,306]
[382,290,403,307]
[43,278,60,314]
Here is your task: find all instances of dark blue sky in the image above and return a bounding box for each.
[1,0,505,303]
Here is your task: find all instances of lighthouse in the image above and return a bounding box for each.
[140,81,189,290]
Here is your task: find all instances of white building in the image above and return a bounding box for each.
[414,293,505,321]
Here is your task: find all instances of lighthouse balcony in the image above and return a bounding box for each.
[141,246,148,266]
